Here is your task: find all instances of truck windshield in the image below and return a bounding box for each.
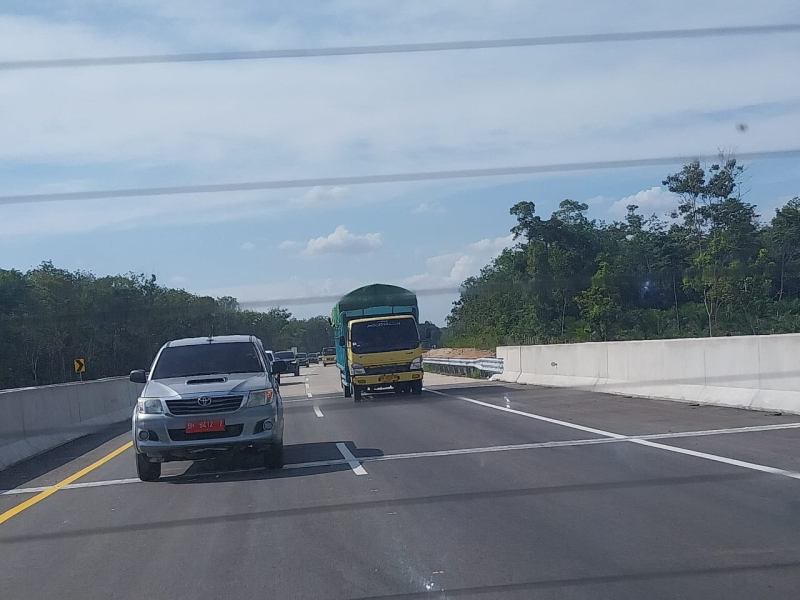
[152,342,264,379]
[323,347,335,355]
[350,318,419,354]
[275,351,295,359]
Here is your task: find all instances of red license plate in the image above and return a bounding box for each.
[185,419,225,433]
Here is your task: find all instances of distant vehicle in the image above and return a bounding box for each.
[129,335,287,482]
[322,347,336,366]
[297,352,309,367]
[309,352,320,364]
[263,349,282,387]
[275,350,300,376]
[332,284,425,402]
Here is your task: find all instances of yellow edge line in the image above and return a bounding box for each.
[0,441,132,526]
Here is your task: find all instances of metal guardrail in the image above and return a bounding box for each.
[423,356,504,374]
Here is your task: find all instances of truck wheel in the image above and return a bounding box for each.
[294,368,300,376]
[353,384,363,403]
[411,380,423,396]
[344,382,352,398]
[263,442,285,470]
[136,453,161,482]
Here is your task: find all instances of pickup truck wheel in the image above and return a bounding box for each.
[264,442,285,470]
[136,453,161,482]
[353,385,363,403]
[411,380,423,396]
[294,368,300,376]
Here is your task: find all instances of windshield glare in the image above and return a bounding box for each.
[350,318,419,354]
[151,342,264,379]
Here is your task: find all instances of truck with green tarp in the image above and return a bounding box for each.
[331,284,424,402]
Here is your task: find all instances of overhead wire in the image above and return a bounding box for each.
[2,148,799,206]
[1,24,798,71]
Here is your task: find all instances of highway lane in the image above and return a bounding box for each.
[2,365,800,599]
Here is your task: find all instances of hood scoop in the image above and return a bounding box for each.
[186,377,227,385]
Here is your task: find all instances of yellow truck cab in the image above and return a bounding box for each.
[321,347,336,366]
[331,284,424,402]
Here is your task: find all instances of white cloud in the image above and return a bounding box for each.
[412,202,446,214]
[404,234,514,289]
[289,186,349,207]
[301,225,382,257]
[609,186,680,218]
[2,6,799,182]
[278,240,301,250]
[240,241,256,250]
[2,4,799,245]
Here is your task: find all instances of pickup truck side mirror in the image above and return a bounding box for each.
[338,335,345,346]
[271,360,287,374]
[130,370,147,384]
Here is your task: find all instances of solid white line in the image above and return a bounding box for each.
[636,421,800,440]
[0,485,50,496]
[429,388,800,481]
[313,405,324,418]
[336,442,368,475]
[364,437,619,462]
[6,417,800,495]
[0,478,140,496]
[632,439,800,480]
[425,388,627,439]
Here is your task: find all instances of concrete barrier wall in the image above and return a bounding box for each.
[0,377,143,471]
[494,333,800,414]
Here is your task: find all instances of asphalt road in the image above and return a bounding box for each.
[2,365,800,599]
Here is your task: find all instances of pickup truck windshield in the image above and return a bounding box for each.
[152,342,264,379]
[350,318,419,354]
[275,351,295,359]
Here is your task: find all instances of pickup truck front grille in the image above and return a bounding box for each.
[165,395,243,416]
[363,363,412,375]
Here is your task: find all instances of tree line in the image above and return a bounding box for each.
[0,263,332,389]
[444,158,800,348]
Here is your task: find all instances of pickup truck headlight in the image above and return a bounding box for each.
[410,357,422,370]
[247,390,274,407]
[350,362,366,375]
[137,398,164,414]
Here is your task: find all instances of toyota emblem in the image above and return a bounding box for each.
[197,396,212,407]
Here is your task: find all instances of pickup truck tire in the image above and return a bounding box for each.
[411,380,423,396]
[353,384,363,403]
[294,367,300,376]
[136,453,161,482]
[264,442,285,470]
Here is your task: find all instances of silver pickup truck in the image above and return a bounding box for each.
[130,335,287,481]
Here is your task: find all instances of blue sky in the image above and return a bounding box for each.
[1,1,799,325]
